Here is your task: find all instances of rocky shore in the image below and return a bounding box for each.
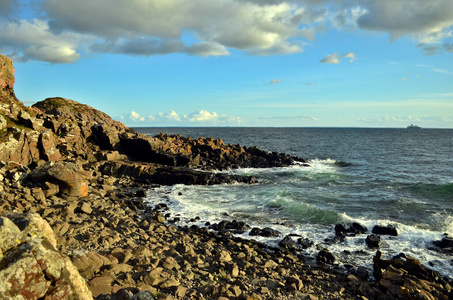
[1,53,452,300]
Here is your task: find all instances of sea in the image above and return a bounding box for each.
[134,127,453,278]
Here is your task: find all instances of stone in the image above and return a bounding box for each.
[28,162,90,197]
[316,248,336,265]
[0,213,93,299]
[80,202,92,214]
[0,216,22,260]
[286,275,304,291]
[39,129,62,161]
[217,250,232,262]
[372,224,398,236]
[366,234,382,248]
[249,227,281,238]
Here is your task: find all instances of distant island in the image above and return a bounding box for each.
[407,124,422,129]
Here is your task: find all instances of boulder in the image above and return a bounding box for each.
[373,251,451,299]
[335,222,367,237]
[316,248,336,265]
[249,227,281,238]
[372,224,398,236]
[433,236,453,253]
[279,235,297,250]
[0,214,93,299]
[366,234,382,248]
[28,162,90,197]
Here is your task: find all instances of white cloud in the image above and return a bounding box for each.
[2,0,453,62]
[342,52,357,62]
[166,111,181,121]
[188,110,218,122]
[127,109,242,125]
[0,19,84,63]
[44,0,312,57]
[320,52,340,64]
[321,51,357,64]
[130,111,145,122]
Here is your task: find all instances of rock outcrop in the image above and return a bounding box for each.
[0,213,93,299]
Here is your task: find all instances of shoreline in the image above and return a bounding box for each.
[1,53,452,299]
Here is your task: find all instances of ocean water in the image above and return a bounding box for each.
[134,127,453,277]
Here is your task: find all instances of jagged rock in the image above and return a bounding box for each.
[249,227,281,238]
[98,161,256,185]
[0,129,41,166]
[316,248,336,265]
[433,236,453,254]
[372,224,398,236]
[0,214,93,299]
[39,129,62,161]
[373,251,450,299]
[209,220,251,234]
[366,234,382,248]
[28,161,90,197]
[279,235,297,250]
[0,114,7,130]
[335,222,367,237]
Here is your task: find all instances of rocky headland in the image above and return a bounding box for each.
[1,53,452,300]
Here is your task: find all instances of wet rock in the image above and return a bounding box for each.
[279,235,297,250]
[335,222,367,237]
[366,234,382,248]
[433,236,453,254]
[210,220,251,234]
[249,227,281,238]
[316,248,336,265]
[372,224,398,236]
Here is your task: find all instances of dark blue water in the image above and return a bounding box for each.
[135,127,453,276]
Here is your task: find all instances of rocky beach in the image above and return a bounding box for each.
[1,53,452,300]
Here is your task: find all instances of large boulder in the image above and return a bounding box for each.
[0,213,93,299]
[27,162,91,197]
[373,251,451,300]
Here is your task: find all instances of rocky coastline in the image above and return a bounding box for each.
[1,53,452,300]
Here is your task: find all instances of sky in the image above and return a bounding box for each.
[1,0,453,128]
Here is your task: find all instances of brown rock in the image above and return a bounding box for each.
[39,129,62,161]
[0,214,93,299]
[28,162,90,197]
[80,202,92,214]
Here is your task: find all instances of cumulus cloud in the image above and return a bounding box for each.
[127,109,242,125]
[321,51,357,64]
[0,19,84,63]
[130,111,145,122]
[356,0,453,44]
[44,0,311,57]
[320,52,340,64]
[3,0,453,62]
[342,52,357,62]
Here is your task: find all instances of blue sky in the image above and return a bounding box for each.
[1,0,453,128]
